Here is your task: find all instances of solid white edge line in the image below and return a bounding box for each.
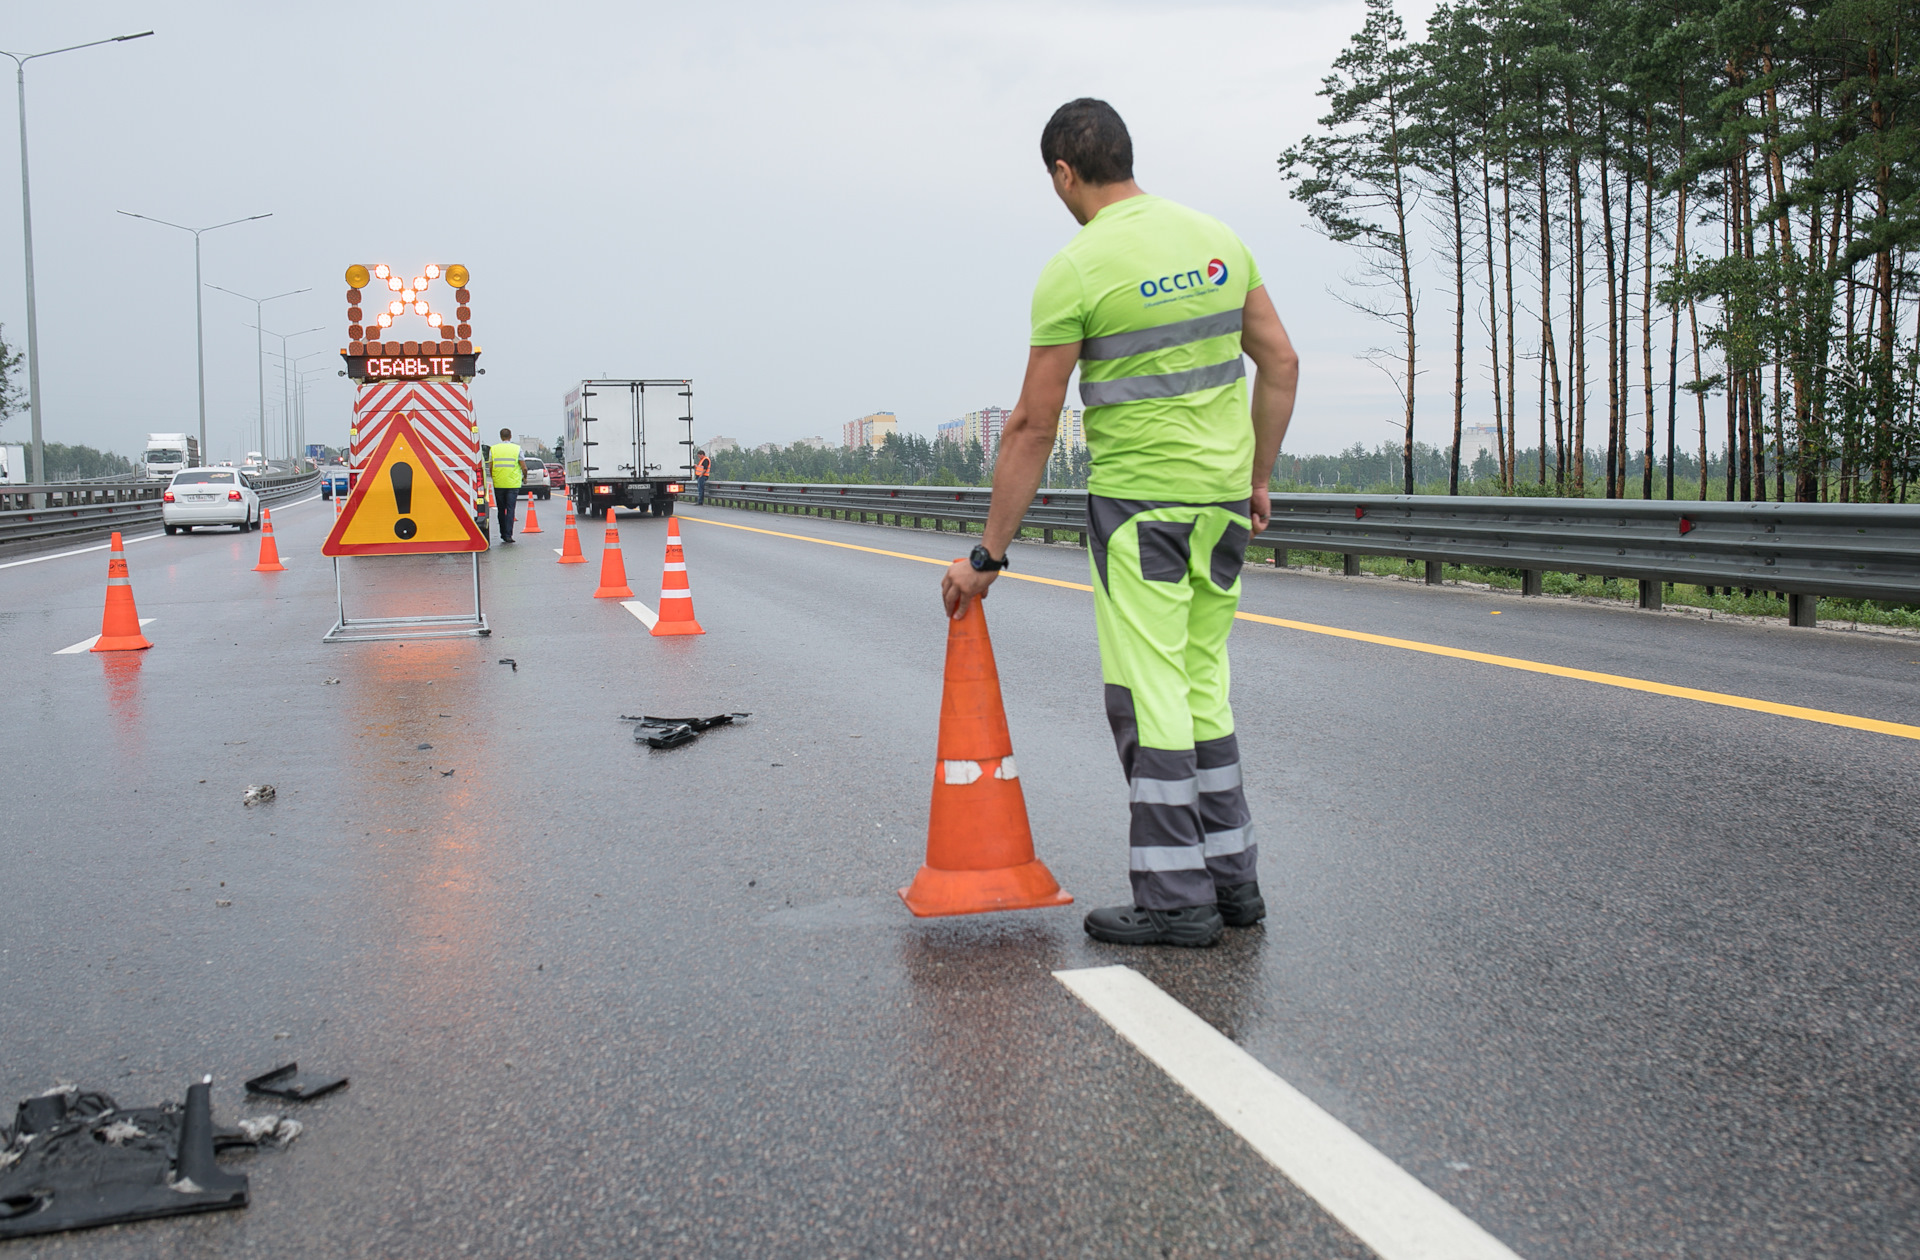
[1,493,317,574]
[1053,966,1524,1260]
[621,600,659,629]
[0,532,165,571]
[55,618,158,655]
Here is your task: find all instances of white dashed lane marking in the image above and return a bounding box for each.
[621,601,658,629]
[1054,966,1525,1260]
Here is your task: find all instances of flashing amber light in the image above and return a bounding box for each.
[445,264,469,288]
[388,300,404,316]
[412,276,427,292]
[413,300,430,316]
[377,313,393,328]
[427,312,443,327]
[425,263,441,280]
[373,264,391,280]
[387,277,403,293]
[345,263,371,289]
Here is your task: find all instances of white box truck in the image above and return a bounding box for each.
[563,379,695,518]
[0,444,25,484]
[143,433,201,479]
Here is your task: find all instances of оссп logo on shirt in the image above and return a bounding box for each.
[1139,259,1230,297]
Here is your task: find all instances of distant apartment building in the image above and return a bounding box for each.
[935,405,1084,465]
[794,435,828,449]
[843,412,898,449]
[700,436,739,454]
[1054,406,1086,459]
[1458,424,1500,462]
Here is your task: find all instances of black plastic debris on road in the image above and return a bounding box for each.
[244,1063,348,1102]
[0,1080,255,1240]
[626,712,751,750]
[498,658,517,672]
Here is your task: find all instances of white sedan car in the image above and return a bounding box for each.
[162,468,260,534]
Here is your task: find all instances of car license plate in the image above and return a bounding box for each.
[187,493,216,502]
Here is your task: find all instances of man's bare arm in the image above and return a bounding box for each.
[941,341,1080,617]
[1241,285,1299,533]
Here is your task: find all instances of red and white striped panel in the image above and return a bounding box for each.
[351,379,481,502]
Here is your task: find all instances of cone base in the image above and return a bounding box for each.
[592,586,634,599]
[91,634,152,652]
[650,619,705,636]
[559,555,588,564]
[899,858,1072,918]
[253,561,286,572]
[524,527,544,534]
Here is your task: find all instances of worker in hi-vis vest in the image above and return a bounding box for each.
[486,427,524,544]
[941,98,1299,948]
[694,450,712,506]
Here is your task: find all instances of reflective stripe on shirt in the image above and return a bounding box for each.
[1080,358,1246,409]
[1081,307,1244,361]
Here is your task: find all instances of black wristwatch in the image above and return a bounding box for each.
[968,544,1010,573]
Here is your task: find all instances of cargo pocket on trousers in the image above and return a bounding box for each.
[1210,521,1249,589]
[1136,520,1196,583]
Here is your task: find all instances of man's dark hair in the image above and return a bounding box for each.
[499,427,512,440]
[1041,98,1133,185]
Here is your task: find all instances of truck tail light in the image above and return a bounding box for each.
[228,490,243,501]
[162,491,175,503]
[593,484,611,495]
[666,483,684,494]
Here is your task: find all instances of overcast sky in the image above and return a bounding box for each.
[1,0,1446,465]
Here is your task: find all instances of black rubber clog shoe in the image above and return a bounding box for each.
[1216,881,1266,927]
[1083,903,1224,947]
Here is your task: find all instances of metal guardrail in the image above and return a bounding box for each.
[0,471,322,551]
[704,481,1920,628]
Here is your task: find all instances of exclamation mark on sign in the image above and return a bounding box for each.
[391,462,416,539]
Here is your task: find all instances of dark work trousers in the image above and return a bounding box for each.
[696,476,709,505]
[494,487,520,541]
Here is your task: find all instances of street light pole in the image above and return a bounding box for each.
[1,31,154,486]
[208,283,308,463]
[290,351,332,464]
[256,325,323,466]
[116,212,269,465]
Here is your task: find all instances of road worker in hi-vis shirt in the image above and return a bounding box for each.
[941,98,1299,948]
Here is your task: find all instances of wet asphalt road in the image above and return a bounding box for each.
[2,496,1917,1259]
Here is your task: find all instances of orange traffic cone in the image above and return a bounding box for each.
[523,499,544,534]
[252,506,285,572]
[91,532,152,652]
[899,598,1070,916]
[651,517,704,636]
[558,503,586,564]
[592,522,633,598]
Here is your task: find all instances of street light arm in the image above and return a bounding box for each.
[0,32,155,64]
[117,209,192,234]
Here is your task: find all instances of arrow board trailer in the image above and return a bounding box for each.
[564,379,694,518]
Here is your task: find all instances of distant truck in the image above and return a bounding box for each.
[0,444,25,484]
[143,433,201,480]
[563,379,695,518]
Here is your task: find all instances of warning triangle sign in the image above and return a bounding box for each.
[322,413,487,556]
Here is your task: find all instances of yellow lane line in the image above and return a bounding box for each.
[679,513,1920,743]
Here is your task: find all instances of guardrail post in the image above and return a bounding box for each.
[1788,593,1818,628]
[1342,554,1360,577]
[1638,579,1663,610]
[1521,569,1543,596]
[1424,560,1442,586]
[1043,528,1054,544]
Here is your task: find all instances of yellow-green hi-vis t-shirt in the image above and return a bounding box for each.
[1030,195,1263,503]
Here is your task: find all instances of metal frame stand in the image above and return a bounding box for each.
[323,554,490,643]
